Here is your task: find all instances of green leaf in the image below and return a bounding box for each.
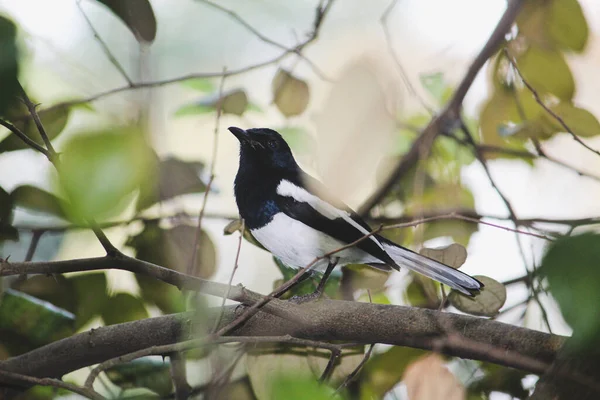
[102,293,149,325]
[11,185,67,218]
[173,103,213,117]
[106,357,172,396]
[273,257,340,298]
[0,16,19,117]
[272,69,310,118]
[515,46,575,101]
[0,105,70,153]
[0,186,13,224]
[136,156,207,211]
[547,0,588,52]
[420,72,447,104]
[68,272,109,329]
[544,102,600,138]
[478,89,531,160]
[270,375,337,400]
[96,0,156,43]
[0,289,75,347]
[359,346,427,399]
[0,224,18,242]
[128,222,215,314]
[277,126,316,155]
[57,126,154,222]
[13,275,76,314]
[247,344,361,399]
[448,275,506,317]
[180,78,214,92]
[469,362,528,399]
[541,233,600,349]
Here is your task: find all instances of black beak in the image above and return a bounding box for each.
[228,126,249,142]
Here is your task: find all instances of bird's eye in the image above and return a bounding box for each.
[267,140,278,149]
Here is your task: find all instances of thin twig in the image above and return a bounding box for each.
[505,49,600,158]
[76,0,133,85]
[17,83,57,159]
[85,335,345,389]
[212,219,244,333]
[188,69,226,276]
[0,369,104,400]
[0,118,50,156]
[211,226,384,339]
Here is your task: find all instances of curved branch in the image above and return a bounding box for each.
[0,302,564,389]
[358,0,524,216]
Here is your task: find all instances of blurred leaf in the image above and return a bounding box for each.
[272,69,310,117]
[403,354,465,400]
[128,222,215,313]
[542,102,600,138]
[102,293,148,325]
[106,357,172,396]
[343,264,389,292]
[357,291,390,304]
[277,127,316,155]
[448,275,506,317]
[247,344,361,399]
[13,275,76,314]
[224,219,266,250]
[247,102,263,113]
[515,46,574,100]
[0,289,75,347]
[360,346,427,399]
[404,278,438,308]
[69,272,109,329]
[180,78,214,92]
[273,257,339,298]
[547,0,588,52]
[11,185,67,218]
[478,89,530,160]
[0,105,70,153]
[13,385,73,400]
[0,16,19,117]
[420,72,448,104]
[57,126,154,222]
[270,375,337,400]
[0,224,18,242]
[420,243,467,269]
[541,233,600,349]
[96,0,156,43]
[173,103,213,117]
[177,89,249,117]
[0,186,12,222]
[136,156,207,211]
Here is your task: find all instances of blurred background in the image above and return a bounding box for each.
[1,0,600,398]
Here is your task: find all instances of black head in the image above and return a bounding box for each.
[228,126,298,171]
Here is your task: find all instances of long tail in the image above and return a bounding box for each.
[378,238,483,296]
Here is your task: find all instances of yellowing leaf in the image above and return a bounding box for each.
[515,46,575,100]
[546,102,600,138]
[403,354,465,400]
[419,243,467,269]
[57,127,154,221]
[547,0,588,52]
[272,69,310,117]
[448,275,506,317]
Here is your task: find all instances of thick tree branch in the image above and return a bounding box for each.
[358,0,524,216]
[0,302,564,391]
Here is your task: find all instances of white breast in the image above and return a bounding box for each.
[251,213,379,272]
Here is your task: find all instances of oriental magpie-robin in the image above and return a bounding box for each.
[229,126,483,297]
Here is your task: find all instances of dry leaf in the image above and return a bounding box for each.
[403,354,465,400]
[419,244,468,269]
[272,69,310,117]
[448,275,507,317]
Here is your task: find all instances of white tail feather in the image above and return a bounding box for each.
[382,242,482,296]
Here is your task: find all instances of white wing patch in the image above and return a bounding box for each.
[276,179,385,251]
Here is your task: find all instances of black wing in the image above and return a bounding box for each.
[276,173,398,267]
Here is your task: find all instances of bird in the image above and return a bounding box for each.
[229,126,483,299]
